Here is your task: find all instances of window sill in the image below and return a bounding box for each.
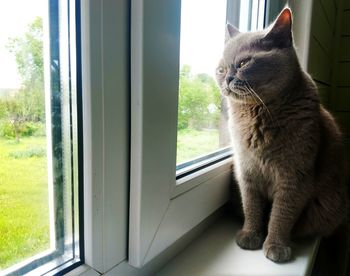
[156,215,320,276]
[66,210,319,276]
[65,264,100,276]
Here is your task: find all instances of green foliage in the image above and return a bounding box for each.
[0,121,16,139]
[0,100,7,120]
[7,17,44,94]
[6,17,45,122]
[178,65,221,130]
[1,17,45,141]
[0,120,43,140]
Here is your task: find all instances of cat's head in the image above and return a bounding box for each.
[216,8,300,104]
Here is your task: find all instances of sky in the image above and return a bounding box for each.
[0,0,46,89]
[0,0,264,88]
[179,0,227,77]
[179,0,265,77]
[0,0,226,89]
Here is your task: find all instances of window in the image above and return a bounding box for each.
[0,0,83,275]
[177,0,229,165]
[176,0,266,172]
[129,0,267,268]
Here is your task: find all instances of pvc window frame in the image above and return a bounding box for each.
[80,0,269,272]
[128,0,265,268]
[77,0,314,275]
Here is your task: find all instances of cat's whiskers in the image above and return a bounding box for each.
[244,81,274,121]
[244,87,259,106]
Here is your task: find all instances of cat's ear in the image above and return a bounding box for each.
[263,8,292,48]
[226,23,240,40]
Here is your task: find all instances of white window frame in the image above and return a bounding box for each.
[82,0,129,273]
[80,0,294,273]
[128,0,271,268]
[79,0,314,274]
[128,0,233,268]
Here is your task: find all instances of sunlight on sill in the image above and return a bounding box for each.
[156,215,319,276]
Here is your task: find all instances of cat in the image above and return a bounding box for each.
[215,8,348,263]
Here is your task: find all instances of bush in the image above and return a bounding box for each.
[178,65,221,130]
[21,122,39,137]
[1,121,16,138]
[32,122,46,137]
[0,121,44,139]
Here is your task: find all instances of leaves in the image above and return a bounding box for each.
[1,17,45,142]
[178,65,221,130]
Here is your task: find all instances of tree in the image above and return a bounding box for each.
[178,65,221,130]
[3,99,26,143]
[1,17,45,141]
[6,16,45,122]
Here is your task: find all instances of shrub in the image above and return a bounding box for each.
[0,121,45,139]
[21,122,39,137]
[178,65,221,130]
[0,121,17,139]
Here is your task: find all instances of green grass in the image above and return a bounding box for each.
[0,129,218,270]
[177,128,220,164]
[0,137,49,270]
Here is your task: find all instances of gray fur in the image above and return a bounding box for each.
[216,8,348,263]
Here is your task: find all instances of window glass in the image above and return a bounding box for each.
[177,0,266,166]
[0,0,82,274]
[177,0,229,165]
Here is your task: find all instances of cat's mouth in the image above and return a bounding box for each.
[225,80,251,97]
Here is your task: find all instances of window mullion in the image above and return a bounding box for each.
[49,0,66,255]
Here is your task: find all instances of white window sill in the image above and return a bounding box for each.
[66,212,319,276]
[156,215,319,276]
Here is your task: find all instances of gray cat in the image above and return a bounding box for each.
[216,8,348,263]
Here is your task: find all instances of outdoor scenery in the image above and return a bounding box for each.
[177,65,226,164]
[0,16,49,270]
[0,0,227,270]
[176,0,228,164]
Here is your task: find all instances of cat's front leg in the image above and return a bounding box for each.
[263,186,309,263]
[236,184,266,250]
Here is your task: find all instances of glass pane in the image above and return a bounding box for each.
[0,0,49,269]
[177,0,229,165]
[0,0,82,274]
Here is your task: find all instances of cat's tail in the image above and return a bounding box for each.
[294,191,347,238]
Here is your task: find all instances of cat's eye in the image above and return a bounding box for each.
[217,66,226,75]
[237,58,251,69]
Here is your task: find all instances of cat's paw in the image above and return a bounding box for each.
[236,230,264,250]
[263,242,292,263]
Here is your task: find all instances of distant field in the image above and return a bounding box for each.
[0,137,49,270]
[177,128,220,164]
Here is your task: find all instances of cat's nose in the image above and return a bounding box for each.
[226,76,234,85]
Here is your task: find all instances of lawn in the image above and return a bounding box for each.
[0,137,49,270]
[177,128,220,164]
[0,129,219,270]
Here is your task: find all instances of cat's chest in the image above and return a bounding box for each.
[233,147,275,199]
[230,112,275,152]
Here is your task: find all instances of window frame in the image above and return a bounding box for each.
[74,0,314,274]
[128,0,235,268]
[128,0,270,268]
[81,0,129,273]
